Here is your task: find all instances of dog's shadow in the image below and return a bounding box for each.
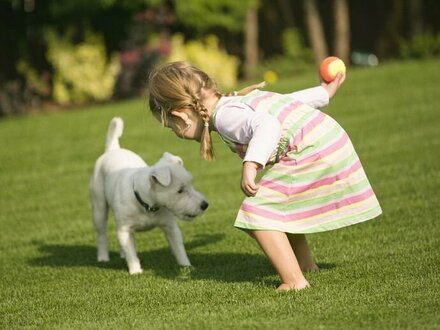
[29,234,335,284]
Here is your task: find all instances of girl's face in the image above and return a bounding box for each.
[153,108,205,142]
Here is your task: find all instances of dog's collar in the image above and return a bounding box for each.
[134,190,160,213]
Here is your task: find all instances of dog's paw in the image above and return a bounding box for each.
[177,266,194,280]
[97,255,110,262]
[129,267,143,275]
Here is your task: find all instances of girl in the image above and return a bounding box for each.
[148,61,382,291]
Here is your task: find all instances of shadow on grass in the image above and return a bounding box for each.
[29,233,335,284]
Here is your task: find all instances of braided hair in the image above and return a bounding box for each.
[148,62,220,160]
[148,61,265,161]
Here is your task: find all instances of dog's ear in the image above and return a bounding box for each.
[151,166,171,186]
[161,152,183,166]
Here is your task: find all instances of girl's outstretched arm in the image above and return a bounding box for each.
[288,73,346,109]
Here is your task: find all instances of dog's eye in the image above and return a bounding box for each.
[177,187,185,194]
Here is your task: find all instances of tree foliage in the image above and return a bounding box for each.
[167,34,238,88]
[173,0,258,33]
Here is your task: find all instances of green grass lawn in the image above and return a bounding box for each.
[1,59,439,329]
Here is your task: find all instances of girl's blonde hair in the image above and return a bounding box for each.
[148,61,265,161]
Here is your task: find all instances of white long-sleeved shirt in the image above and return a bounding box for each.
[213,86,329,167]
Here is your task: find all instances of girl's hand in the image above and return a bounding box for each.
[241,161,261,197]
[321,73,346,98]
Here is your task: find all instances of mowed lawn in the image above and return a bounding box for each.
[0,59,439,329]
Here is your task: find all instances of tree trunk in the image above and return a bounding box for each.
[276,0,295,28]
[376,0,403,58]
[333,0,350,63]
[304,0,328,65]
[244,5,259,79]
[408,0,423,37]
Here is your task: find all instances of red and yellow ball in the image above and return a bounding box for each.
[319,56,346,82]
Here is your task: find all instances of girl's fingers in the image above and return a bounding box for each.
[242,183,259,197]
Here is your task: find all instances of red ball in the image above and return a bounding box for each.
[320,56,346,82]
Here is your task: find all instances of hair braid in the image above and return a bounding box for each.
[191,92,214,161]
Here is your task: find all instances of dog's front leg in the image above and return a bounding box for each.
[162,221,191,267]
[117,229,142,274]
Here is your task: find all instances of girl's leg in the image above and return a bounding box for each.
[287,234,319,272]
[252,230,310,291]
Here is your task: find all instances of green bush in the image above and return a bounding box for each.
[44,28,120,105]
[167,34,239,89]
[399,32,440,59]
[16,60,50,98]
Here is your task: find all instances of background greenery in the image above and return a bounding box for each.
[0,60,439,329]
[2,0,439,115]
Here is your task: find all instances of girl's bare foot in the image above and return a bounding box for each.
[276,281,310,292]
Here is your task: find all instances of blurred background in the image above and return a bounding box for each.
[0,0,439,116]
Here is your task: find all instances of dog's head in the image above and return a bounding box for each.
[156,152,184,166]
[149,152,208,220]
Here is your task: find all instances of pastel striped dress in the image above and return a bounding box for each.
[215,89,382,233]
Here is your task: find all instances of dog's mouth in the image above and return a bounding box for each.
[174,201,208,220]
[183,213,198,219]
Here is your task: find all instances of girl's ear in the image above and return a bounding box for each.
[171,110,190,124]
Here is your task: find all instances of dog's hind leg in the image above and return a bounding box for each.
[92,204,109,262]
[90,181,110,262]
[117,229,142,274]
[162,220,191,267]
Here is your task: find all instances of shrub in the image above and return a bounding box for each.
[16,60,51,98]
[167,34,238,89]
[399,32,440,59]
[44,28,120,104]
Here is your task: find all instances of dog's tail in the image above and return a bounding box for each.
[105,117,124,152]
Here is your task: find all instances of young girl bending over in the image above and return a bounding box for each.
[148,61,382,291]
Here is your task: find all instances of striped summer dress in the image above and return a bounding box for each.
[216,89,382,233]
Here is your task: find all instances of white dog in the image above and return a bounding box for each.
[89,117,208,274]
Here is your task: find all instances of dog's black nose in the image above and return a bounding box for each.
[200,201,209,210]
